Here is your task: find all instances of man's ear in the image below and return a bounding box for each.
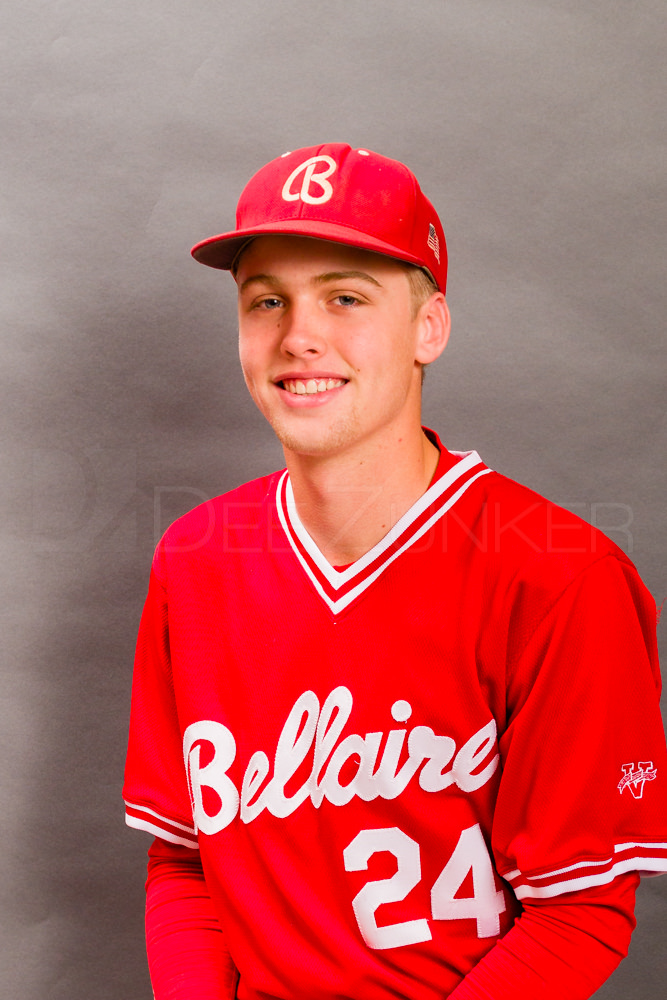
[415,293,451,365]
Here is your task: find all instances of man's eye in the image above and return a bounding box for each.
[256,297,283,310]
[334,295,359,307]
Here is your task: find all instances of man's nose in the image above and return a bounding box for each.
[279,300,326,358]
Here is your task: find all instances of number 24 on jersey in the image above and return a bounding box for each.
[344,824,506,950]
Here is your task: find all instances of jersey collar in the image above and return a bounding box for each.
[275,433,491,615]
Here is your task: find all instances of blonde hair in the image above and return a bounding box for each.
[404,265,439,319]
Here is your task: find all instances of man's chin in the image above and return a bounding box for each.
[270,416,356,460]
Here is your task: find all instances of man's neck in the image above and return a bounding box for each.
[284,428,441,567]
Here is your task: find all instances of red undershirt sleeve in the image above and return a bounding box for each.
[447,870,639,999]
[145,833,638,1000]
[145,838,239,1000]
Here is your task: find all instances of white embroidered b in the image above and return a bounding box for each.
[282,155,337,204]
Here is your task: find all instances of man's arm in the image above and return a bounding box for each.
[146,838,239,1000]
[448,871,639,999]
[144,833,638,1000]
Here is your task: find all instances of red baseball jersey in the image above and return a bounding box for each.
[124,434,667,1000]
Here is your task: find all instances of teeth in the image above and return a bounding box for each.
[282,378,346,395]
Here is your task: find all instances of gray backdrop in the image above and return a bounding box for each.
[1,1,664,997]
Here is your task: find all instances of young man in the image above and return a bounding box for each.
[124,144,667,999]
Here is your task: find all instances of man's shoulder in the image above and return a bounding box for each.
[468,463,638,597]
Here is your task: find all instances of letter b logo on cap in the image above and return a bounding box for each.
[282,155,337,205]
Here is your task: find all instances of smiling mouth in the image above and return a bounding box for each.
[280,378,348,395]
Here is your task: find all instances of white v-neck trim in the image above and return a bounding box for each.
[276,451,491,615]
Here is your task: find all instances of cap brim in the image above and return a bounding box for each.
[191,219,429,273]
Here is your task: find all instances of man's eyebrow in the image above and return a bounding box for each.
[238,270,383,294]
[238,273,280,293]
[313,271,382,287]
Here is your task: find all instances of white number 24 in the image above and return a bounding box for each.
[343,824,506,950]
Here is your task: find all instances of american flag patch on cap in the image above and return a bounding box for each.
[427,223,440,262]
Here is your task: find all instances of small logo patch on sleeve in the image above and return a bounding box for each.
[618,762,657,799]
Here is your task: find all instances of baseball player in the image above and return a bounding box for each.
[124,144,667,999]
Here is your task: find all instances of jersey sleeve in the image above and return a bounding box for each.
[492,552,667,899]
[123,553,198,848]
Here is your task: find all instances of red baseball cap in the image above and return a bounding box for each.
[191,143,448,292]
